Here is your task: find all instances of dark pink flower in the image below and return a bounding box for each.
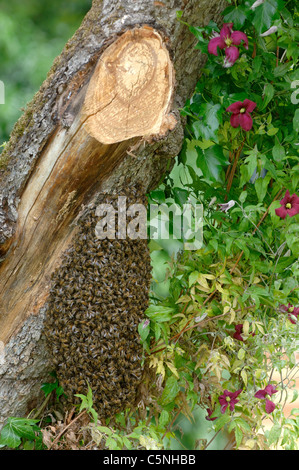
[254,384,278,414]
[280,303,299,324]
[208,23,248,67]
[206,407,217,421]
[218,389,242,414]
[275,190,299,220]
[226,99,257,131]
[233,324,244,341]
[233,323,256,341]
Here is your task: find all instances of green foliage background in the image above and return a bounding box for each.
[0,0,91,143]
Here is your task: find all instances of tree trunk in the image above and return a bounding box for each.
[0,0,225,427]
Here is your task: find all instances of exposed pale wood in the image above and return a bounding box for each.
[83,26,176,144]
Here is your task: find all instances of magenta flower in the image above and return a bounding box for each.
[226,99,257,131]
[233,324,256,341]
[208,23,248,67]
[254,384,278,414]
[218,389,242,414]
[275,190,299,220]
[206,407,217,421]
[233,324,245,341]
[280,303,299,324]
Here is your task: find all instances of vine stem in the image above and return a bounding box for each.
[161,407,182,440]
[225,137,246,196]
[47,410,87,450]
[203,429,221,450]
[230,188,284,274]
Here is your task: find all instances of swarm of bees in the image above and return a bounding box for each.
[44,188,152,418]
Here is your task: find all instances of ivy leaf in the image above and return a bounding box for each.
[0,424,21,449]
[0,418,40,449]
[196,144,228,183]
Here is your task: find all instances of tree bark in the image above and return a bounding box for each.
[0,0,226,428]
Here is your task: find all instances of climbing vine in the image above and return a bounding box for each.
[143,0,299,450]
[0,0,298,451]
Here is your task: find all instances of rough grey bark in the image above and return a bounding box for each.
[0,0,226,428]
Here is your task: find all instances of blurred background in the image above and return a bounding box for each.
[0,0,92,144]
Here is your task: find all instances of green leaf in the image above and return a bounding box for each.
[266,424,282,447]
[23,440,35,450]
[273,63,291,77]
[0,418,40,449]
[260,83,274,110]
[96,425,113,435]
[233,417,252,433]
[260,155,277,179]
[285,224,299,256]
[239,191,247,204]
[267,127,279,136]
[252,0,280,34]
[106,436,118,450]
[145,305,175,322]
[150,190,166,204]
[214,412,231,432]
[138,320,150,343]
[234,425,243,448]
[291,390,298,404]
[222,5,247,29]
[272,144,285,162]
[173,187,189,207]
[254,173,271,202]
[189,271,199,287]
[293,109,299,133]
[159,410,170,428]
[196,144,228,183]
[122,436,132,449]
[160,376,180,406]
[192,103,222,141]
[41,381,58,397]
[0,424,21,449]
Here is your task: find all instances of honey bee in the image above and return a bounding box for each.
[44,188,151,419]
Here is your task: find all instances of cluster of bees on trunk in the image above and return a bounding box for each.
[44,187,152,418]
